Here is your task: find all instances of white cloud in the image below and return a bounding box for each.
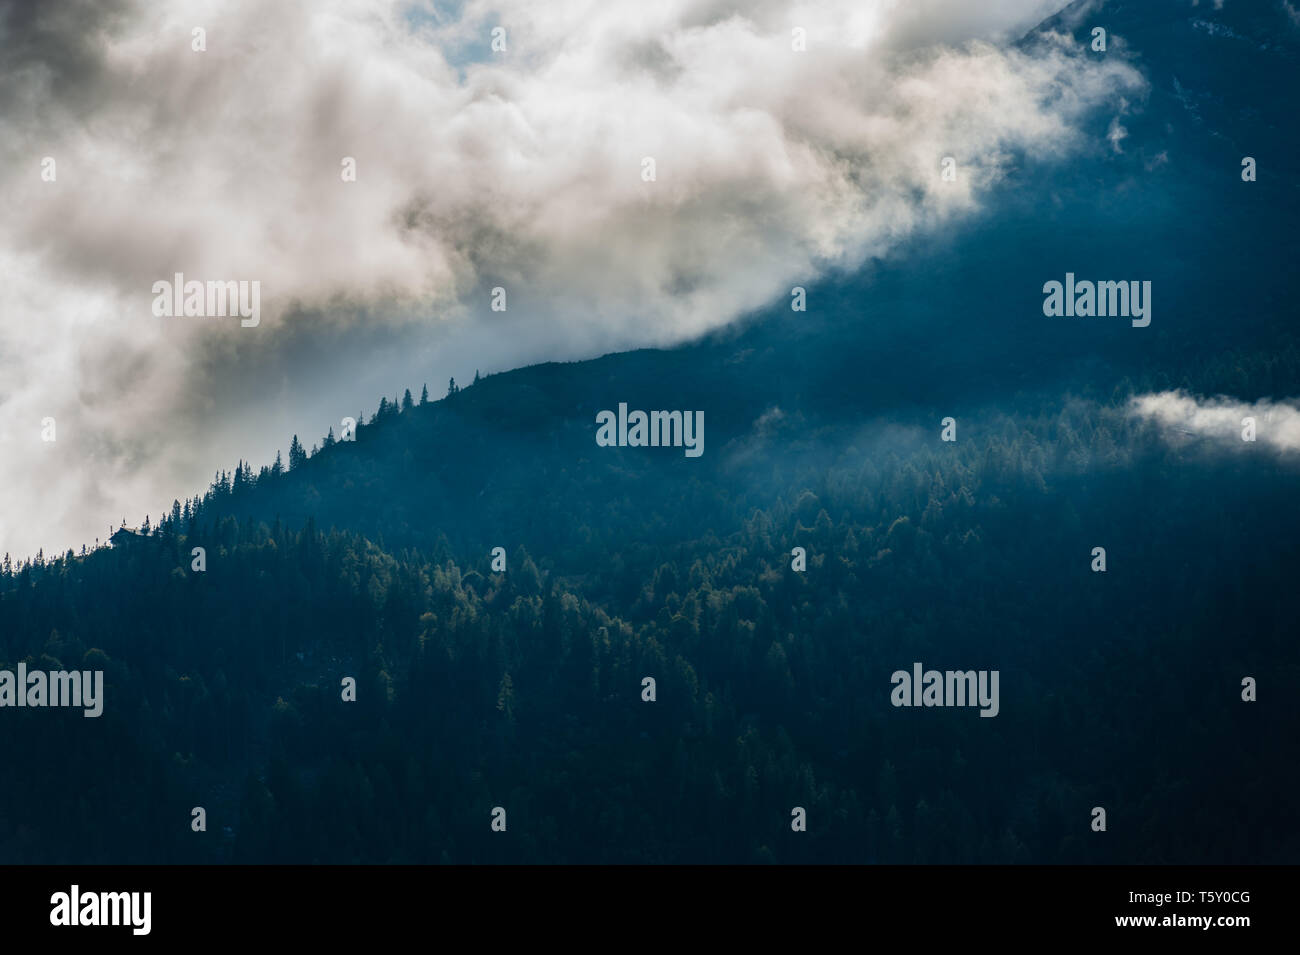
[1107,115,1129,153]
[1129,391,1300,453]
[0,0,1141,557]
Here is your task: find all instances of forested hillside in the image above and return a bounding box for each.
[2,0,1297,866]
[2,344,1296,862]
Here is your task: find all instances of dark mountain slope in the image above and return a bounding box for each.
[0,0,1296,864]
[182,0,1300,565]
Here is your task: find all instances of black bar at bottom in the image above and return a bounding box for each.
[6,864,1277,941]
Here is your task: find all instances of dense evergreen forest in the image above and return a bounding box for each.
[1,331,1297,862]
[1,0,1296,867]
